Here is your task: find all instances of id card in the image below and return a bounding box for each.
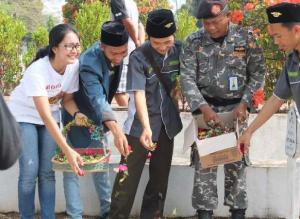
[229,77,238,91]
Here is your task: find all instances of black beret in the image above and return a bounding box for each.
[196,0,228,19]
[101,21,129,46]
[267,3,300,24]
[146,9,176,38]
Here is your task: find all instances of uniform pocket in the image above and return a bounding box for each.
[145,74,160,96]
[196,53,211,88]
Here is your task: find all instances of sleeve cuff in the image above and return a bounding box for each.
[102,111,117,122]
[190,100,208,112]
[242,93,252,108]
[273,93,288,101]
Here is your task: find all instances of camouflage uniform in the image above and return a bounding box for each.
[180,23,265,211]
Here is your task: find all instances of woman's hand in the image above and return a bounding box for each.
[64,147,84,176]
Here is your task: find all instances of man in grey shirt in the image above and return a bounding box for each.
[109,9,182,219]
[238,3,300,161]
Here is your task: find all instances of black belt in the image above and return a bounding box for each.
[203,96,241,107]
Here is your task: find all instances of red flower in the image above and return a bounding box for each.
[231,10,244,24]
[138,6,149,14]
[252,88,265,109]
[146,152,152,160]
[119,164,128,172]
[78,169,85,176]
[244,3,255,11]
[127,145,132,153]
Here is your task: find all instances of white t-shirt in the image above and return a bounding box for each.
[111,0,139,65]
[8,56,79,125]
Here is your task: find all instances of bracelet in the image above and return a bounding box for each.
[73,111,80,118]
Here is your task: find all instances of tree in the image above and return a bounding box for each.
[62,0,109,24]
[0,11,26,94]
[22,26,49,68]
[74,1,110,51]
[0,0,46,32]
[175,7,197,41]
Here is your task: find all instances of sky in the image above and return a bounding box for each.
[169,0,186,10]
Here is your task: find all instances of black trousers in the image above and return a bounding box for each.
[109,128,174,219]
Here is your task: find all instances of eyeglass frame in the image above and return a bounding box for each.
[61,43,81,52]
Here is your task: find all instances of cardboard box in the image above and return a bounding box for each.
[183,112,242,169]
[200,147,241,168]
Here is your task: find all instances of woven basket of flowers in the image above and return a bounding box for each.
[51,119,110,172]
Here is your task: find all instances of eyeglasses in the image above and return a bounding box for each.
[62,43,81,52]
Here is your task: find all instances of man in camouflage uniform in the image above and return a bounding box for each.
[180,0,265,218]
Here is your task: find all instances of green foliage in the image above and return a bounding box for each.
[0,11,26,94]
[0,0,46,32]
[46,16,56,32]
[62,0,109,24]
[175,8,197,41]
[22,26,49,68]
[31,26,49,48]
[74,1,110,51]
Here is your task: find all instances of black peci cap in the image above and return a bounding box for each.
[146,9,176,38]
[101,21,129,46]
[267,3,300,24]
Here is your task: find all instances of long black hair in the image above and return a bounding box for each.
[32,23,80,63]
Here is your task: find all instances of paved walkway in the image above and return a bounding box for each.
[0,213,200,219]
[0,213,277,219]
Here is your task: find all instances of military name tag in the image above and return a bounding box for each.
[229,77,238,91]
[233,46,246,58]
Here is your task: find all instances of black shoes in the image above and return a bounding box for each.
[230,208,246,219]
[197,210,213,219]
[196,208,246,219]
[98,212,109,219]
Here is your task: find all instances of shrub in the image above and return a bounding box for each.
[22,26,49,68]
[175,7,197,41]
[74,1,110,51]
[0,11,26,94]
[62,0,108,24]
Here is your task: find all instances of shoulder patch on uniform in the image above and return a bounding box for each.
[169,60,180,66]
[148,67,154,75]
[288,71,299,77]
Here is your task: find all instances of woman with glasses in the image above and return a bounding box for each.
[8,23,86,219]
